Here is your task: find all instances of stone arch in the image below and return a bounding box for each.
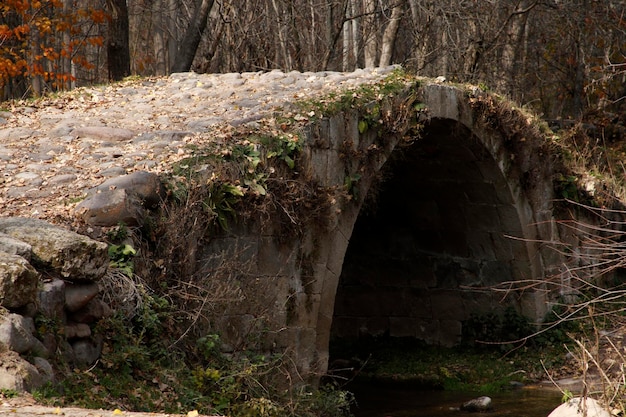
[307,83,555,375]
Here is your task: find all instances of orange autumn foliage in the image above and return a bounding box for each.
[0,0,104,93]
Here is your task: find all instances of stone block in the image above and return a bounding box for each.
[38,279,65,320]
[430,291,466,321]
[467,231,496,260]
[389,317,418,338]
[0,350,43,392]
[0,252,39,309]
[498,204,524,235]
[65,282,100,312]
[438,319,462,347]
[71,336,103,368]
[69,299,112,324]
[0,313,37,354]
[466,203,500,232]
[65,322,92,339]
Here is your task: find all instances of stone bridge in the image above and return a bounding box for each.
[0,68,575,389]
[203,77,565,380]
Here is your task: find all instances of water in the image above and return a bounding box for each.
[348,382,562,417]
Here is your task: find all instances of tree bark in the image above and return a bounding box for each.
[379,3,402,66]
[106,0,131,81]
[171,0,215,73]
[363,0,377,68]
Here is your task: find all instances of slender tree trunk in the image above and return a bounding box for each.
[171,0,215,73]
[342,0,357,70]
[379,3,402,66]
[106,0,131,81]
[153,0,167,75]
[363,0,377,68]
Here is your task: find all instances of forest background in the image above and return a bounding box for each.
[1,0,626,123]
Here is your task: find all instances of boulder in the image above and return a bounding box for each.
[461,396,492,412]
[0,252,39,309]
[547,397,611,417]
[0,217,108,281]
[75,171,166,227]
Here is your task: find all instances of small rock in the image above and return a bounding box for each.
[461,396,492,412]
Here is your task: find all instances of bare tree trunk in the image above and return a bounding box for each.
[271,0,293,69]
[363,0,377,67]
[171,0,215,73]
[106,0,131,81]
[379,3,402,66]
[62,0,72,87]
[342,0,357,70]
[153,0,167,75]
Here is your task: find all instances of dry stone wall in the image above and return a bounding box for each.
[0,218,110,391]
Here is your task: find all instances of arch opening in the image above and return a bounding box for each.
[330,118,534,347]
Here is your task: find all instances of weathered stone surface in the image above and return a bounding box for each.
[0,233,32,261]
[65,282,100,312]
[0,350,44,391]
[0,218,108,281]
[74,187,145,226]
[0,313,37,354]
[71,126,135,141]
[75,171,165,226]
[69,299,111,323]
[71,337,102,367]
[93,171,165,208]
[38,279,66,319]
[31,357,54,384]
[548,397,611,417]
[0,253,39,309]
[65,322,91,339]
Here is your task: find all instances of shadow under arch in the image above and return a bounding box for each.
[330,116,540,348]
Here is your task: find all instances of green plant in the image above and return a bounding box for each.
[106,223,129,241]
[108,243,137,276]
[0,388,19,398]
[261,134,301,170]
[343,174,361,199]
[203,181,244,231]
[555,173,580,200]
